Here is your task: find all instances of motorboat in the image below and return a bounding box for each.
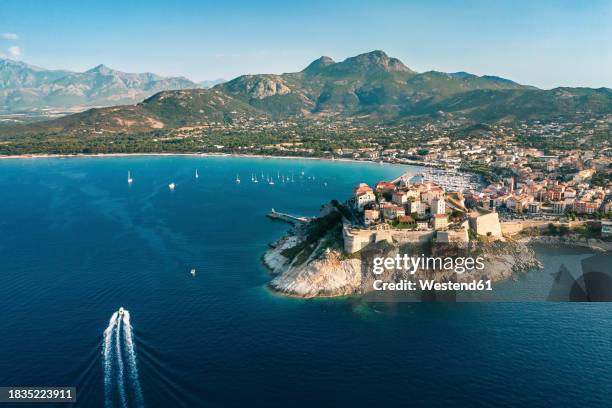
[118,307,125,317]
[169,182,176,190]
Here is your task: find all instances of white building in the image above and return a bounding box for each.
[431,198,446,215]
[353,183,376,211]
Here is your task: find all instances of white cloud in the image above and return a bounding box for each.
[8,46,21,59]
[0,33,18,40]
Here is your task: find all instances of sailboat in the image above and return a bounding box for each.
[195,169,199,179]
[253,174,258,183]
[127,171,133,184]
[235,174,241,184]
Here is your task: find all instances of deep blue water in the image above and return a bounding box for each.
[0,156,610,408]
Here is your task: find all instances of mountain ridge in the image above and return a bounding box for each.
[2,50,611,139]
[0,58,202,113]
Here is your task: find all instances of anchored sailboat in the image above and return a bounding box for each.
[127,171,133,184]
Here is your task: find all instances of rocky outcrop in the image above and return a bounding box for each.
[269,250,362,298]
[224,75,291,99]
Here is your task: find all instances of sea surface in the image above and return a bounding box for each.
[0,156,610,408]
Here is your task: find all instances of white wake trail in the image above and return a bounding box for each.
[115,316,128,408]
[103,312,118,408]
[122,311,145,407]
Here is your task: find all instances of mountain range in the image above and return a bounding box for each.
[0,59,223,113]
[3,51,611,137]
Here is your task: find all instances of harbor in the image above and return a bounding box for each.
[394,168,483,192]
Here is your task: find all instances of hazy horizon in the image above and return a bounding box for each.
[1,0,611,89]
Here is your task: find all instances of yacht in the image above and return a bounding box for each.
[168,182,176,190]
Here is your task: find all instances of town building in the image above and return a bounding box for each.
[353,183,376,211]
[469,210,502,238]
[364,209,380,225]
[431,198,445,215]
[432,214,448,230]
[391,191,408,205]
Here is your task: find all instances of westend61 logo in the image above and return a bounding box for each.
[372,254,493,292]
[370,254,491,293]
[366,253,612,302]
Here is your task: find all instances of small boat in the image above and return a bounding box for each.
[190,268,196,277]
[195,169,199,179]
[169,182,176,190]
[235,175,241,184]
[118,307,125,317]
[127,171,133,184]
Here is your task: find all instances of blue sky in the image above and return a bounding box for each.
[1,0,611,89]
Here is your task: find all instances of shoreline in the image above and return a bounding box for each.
[523,235,612,253]
[0,151,384,163]
[0,151,448,170]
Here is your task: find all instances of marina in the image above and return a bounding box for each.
[395,168,483,192]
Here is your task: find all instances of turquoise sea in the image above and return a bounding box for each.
[0,156,610,407]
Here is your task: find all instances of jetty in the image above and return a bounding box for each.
[267,209,311,225]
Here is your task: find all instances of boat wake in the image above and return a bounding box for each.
[102,308,145,408]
